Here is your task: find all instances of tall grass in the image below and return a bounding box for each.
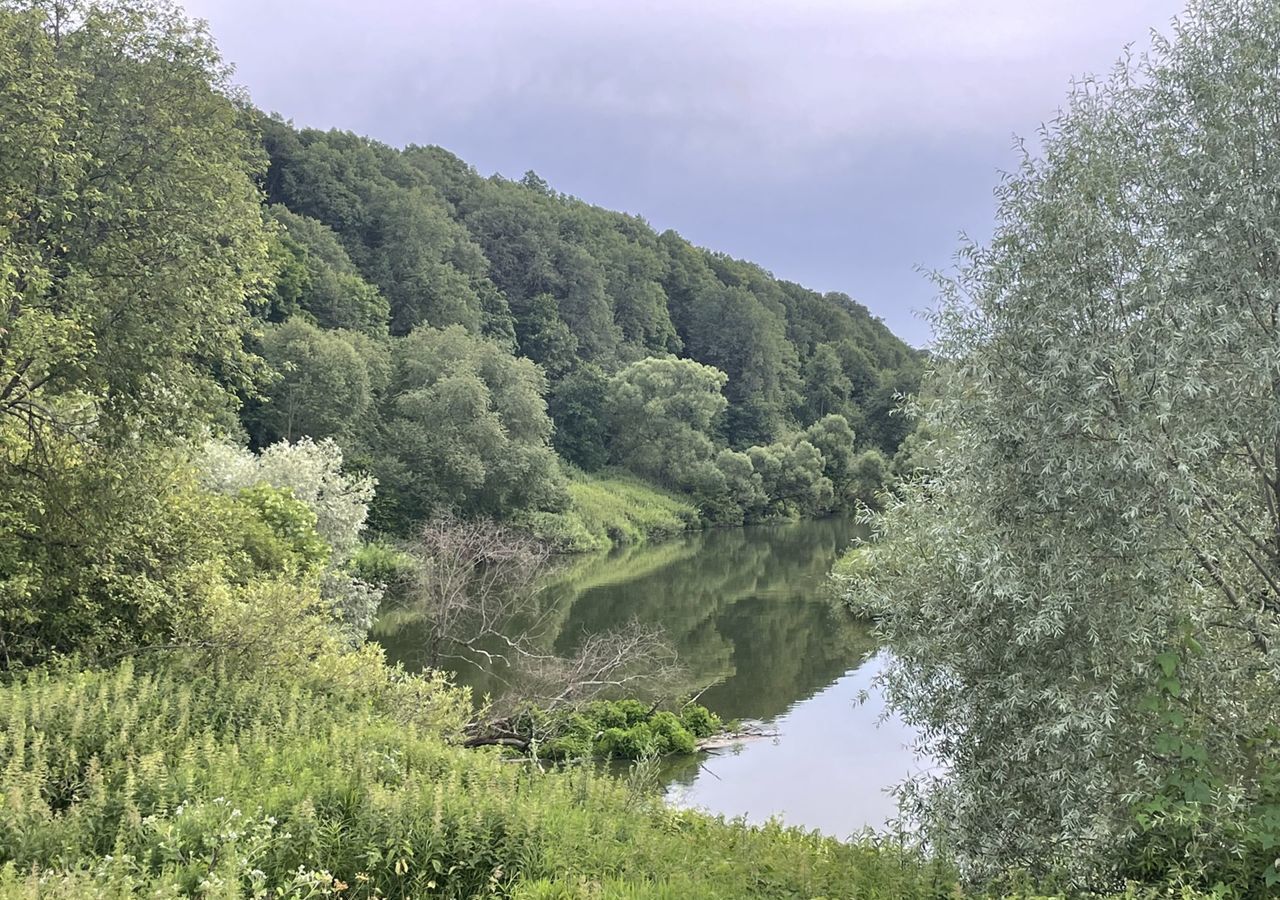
[0,660,957,899]
[519,471,700,553]
[0,661,1231,899]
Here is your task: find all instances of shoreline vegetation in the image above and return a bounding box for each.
[516,469,701,553]
[1,0,1268,896]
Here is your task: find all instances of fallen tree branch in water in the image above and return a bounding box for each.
[695,722,779,752]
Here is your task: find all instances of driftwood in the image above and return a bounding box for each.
[695,722,779,752]
[463,717,779,756]
[462,734,530,750]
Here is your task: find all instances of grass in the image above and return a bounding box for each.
[0,659,1231,899]
[0,659,959,900]
[519,470,700,553]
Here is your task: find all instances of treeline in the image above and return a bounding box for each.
[0,3,953,895]
[243,118,921,534]
[0,1,1236,897]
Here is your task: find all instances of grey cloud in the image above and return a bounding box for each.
[182,0,1186,344]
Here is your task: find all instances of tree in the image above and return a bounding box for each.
[803,414,860,507]
[200,438,381,639]
[200,438,375,563]
[0,0,272,451]
[605,357,728,489]
[267,206,390,333]
[697,448,768,525]
[248,318,376,445]
[374,325,566,528]
[845,1,1280,889]
[397,517,681,746]
[512,292,578,377]
[681,282,796,447]
[747,439,832,518]
[0,0,273,666]
[548,364,609,471]
[801,343,852,421]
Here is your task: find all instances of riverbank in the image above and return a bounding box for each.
[0,659,957,900]
[518,469,701,553]
[0,659,1223,900]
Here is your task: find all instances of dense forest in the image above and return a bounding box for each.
[244,118,920,541]
[5,0,1277,896]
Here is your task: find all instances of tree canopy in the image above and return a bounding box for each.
[845,0,1280,890]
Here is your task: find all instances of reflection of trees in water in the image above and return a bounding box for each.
[701,593,876,721]
[549,517,871,720]
[375,517,871,717]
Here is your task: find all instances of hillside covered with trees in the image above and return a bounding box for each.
[9,0,1271,896]
[0,1,949,896]
[246,117,920,542]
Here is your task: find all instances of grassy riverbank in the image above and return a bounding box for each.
[519,470,701,553]
[0,659,953,900]
[0,657,1223,900]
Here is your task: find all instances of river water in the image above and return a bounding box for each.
[374,517,922,838]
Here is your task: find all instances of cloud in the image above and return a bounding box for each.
[187,0,1178,164]
[180,0,1185,345]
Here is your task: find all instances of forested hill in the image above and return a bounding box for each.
[253,118,919,448]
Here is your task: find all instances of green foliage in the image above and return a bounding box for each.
[1120,649,1280,895]
[259,118,920,462]
[679,704,722,739]
[848,447,892,508]
[844,0,1280,890]
[247,318,380,445]
[0,663,958,900]
[548,364,610,472]
[0,0,279,666]
[746,438,834,520]
[373,325,567,528]
[200,437,375,565]
[235,484,330,573]
[0,0,273,448]
[350,541,418,589]
[520,470,700,553]
[605,357,728,490]
[511,700,715,761]
[695,449,768,526]
[261,121,506,338]
[267,205,390,333]
[0,439,371,668]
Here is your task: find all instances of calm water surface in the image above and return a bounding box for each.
[375,517,922,838]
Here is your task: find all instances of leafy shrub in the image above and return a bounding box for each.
[236,484,331,572]
[534,700,706,760]
[350,541,418,589]
[679,705,723,739]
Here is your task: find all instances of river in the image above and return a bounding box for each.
[374,517,922,838]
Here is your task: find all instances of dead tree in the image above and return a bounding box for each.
[400,516,684,750]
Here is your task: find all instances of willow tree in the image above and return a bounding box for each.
[845,0,1280,890]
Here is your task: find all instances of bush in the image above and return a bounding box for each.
[350,541,418,589]
[533,700,706,761]
[679,705,723,739]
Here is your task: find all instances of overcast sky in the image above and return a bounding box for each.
[181,0,1186,346]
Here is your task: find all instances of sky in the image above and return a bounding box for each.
[181,0,1186,347]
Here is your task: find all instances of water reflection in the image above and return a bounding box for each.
[374,516,919,836]
[544,518,876,719]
